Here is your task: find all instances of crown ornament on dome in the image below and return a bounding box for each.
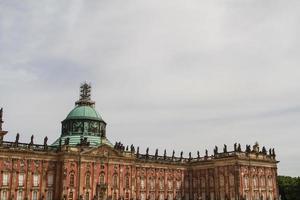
[75,82,95,107]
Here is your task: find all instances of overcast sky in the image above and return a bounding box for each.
[1,0,300,176]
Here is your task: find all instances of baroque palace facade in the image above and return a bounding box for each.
[0,84,279,200]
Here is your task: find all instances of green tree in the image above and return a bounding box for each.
[278,176,300,200]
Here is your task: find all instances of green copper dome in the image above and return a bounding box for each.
[51,83,113,147]
[66,105,103,121]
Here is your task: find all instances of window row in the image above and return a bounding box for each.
[189,175,235,189]
[0,190,53,200]
[243,176,273,189]
[1,172,54,187]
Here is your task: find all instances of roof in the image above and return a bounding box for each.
[65,105,103,121]
[51,135,113,147]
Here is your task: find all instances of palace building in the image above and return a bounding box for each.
[0,83,279,200]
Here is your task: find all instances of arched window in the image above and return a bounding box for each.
[86,172,91,188]
[209,176,214,187]
[125,175,130,189]
[99,173,105,184]
[244,176,249,189]
[168,179,173,190]
[159,193,164,200]
[70,172,75,187]
[185,178,189,188]
[253,176,258,188]
[229,174,234,187]
[176,180,181,190]
[113,174,118,188]
[150,193,155,200]
[159,178,164,190]
[149,177,155,190]
[260,176,265,186]
[140,177,145,190]
[268,176,273,187]
[193,178,197,189]
[201,177,206,188]
[219,175,225,187]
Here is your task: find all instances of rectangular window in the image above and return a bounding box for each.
[1,191,7,200]
[210,192,214,200]
[47,174,54,186]
[32,191,38,200]
[69,191,73,200]
[18,174,24,186]
[2,173,8,186]
[17,191,22,200]
[159,193,164,200]
[141,193,146,200]
[70,174,75,187]
[140,178,145,190]
[33,175,39,187]
[176,181,181,190]
[47,191,53,200]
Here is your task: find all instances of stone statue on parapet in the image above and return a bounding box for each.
[15,133,20,146]
[214,146,218,155]
[64,137,70,145]
[272,148,276,158]
[223,144,227,153]
[246,145,251,153]
[253,142,259,153]
[130,144,135,153]
[262,146,267,155]
[136,147,139,157]
[59,138,62,147]
[44,136,48,149]
[237,143,241,152]
[29,135,34,145]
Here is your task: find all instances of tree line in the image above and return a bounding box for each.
[278,176,300,200]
